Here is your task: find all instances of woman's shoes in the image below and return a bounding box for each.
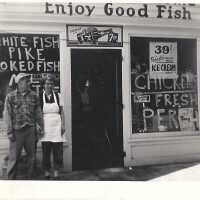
[43,170,60,180]
[44,171,51,180]
[52,170,60,180]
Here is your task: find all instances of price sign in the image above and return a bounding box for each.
[149,42,177,79]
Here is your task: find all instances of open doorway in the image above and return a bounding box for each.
[71,49,123,170]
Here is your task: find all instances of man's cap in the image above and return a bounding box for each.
[15,73,31,84]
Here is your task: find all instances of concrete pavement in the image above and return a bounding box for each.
[1,161,199,181]
[57,162,200,181]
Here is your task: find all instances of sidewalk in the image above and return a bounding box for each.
[151,162,200,181]
[57,162,200,181]
[2,161,199,181]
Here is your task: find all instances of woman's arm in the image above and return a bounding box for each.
[58,93,65,135]
[60,106,65,135]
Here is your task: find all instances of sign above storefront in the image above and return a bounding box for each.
[45,2,194,20]
[149,42,178,79]
[67,25,123,47]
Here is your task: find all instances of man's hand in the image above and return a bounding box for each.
[38,131,44,140]
[36,124,44,139]
[8,133,16,142]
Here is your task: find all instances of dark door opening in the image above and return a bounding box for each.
[71,49,123,170]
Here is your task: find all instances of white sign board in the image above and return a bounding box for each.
[134,94,150,103]
[178,108,196,131]
[149,42,177,79]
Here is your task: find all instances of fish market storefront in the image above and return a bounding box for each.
[0,2,200,174]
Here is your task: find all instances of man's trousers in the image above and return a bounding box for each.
[7,126,36,180]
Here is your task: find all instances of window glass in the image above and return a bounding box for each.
[131,37,198,133]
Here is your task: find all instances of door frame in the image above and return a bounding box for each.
[70,47,124,170]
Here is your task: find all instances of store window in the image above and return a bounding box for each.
[0,33,60,136]
[131,37,199,134]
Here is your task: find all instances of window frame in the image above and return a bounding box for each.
[128,33,200,138]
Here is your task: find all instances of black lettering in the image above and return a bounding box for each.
[171,64,176,71]
[168,6,173,19]
[67,2,73,16]
[155,45,162,54]
[116,7,124,16]
[152,64,156,71]
[104,3,113,16]
[157,5,166,18]
[174,10,182,19]
[183,7,191,19]
[138,4,148,17]
[45,2,54,14]
[75,5,84,15]
[85,5,95,16]
[55,4,66,14]
[162,45,169,54]
[127,7,135,16]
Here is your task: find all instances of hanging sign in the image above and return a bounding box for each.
[67,25,123,47]
[149,42,177,79]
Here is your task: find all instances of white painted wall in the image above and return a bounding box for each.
[0,2,200,173]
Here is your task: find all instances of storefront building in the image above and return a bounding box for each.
[0,2,200,173]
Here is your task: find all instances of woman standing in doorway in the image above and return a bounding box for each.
[40,74,66,179]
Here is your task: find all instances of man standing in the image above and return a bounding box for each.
[4,73,44,180]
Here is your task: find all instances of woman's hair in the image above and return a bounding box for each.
[40,73,55,88]
[41,74,55,86]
